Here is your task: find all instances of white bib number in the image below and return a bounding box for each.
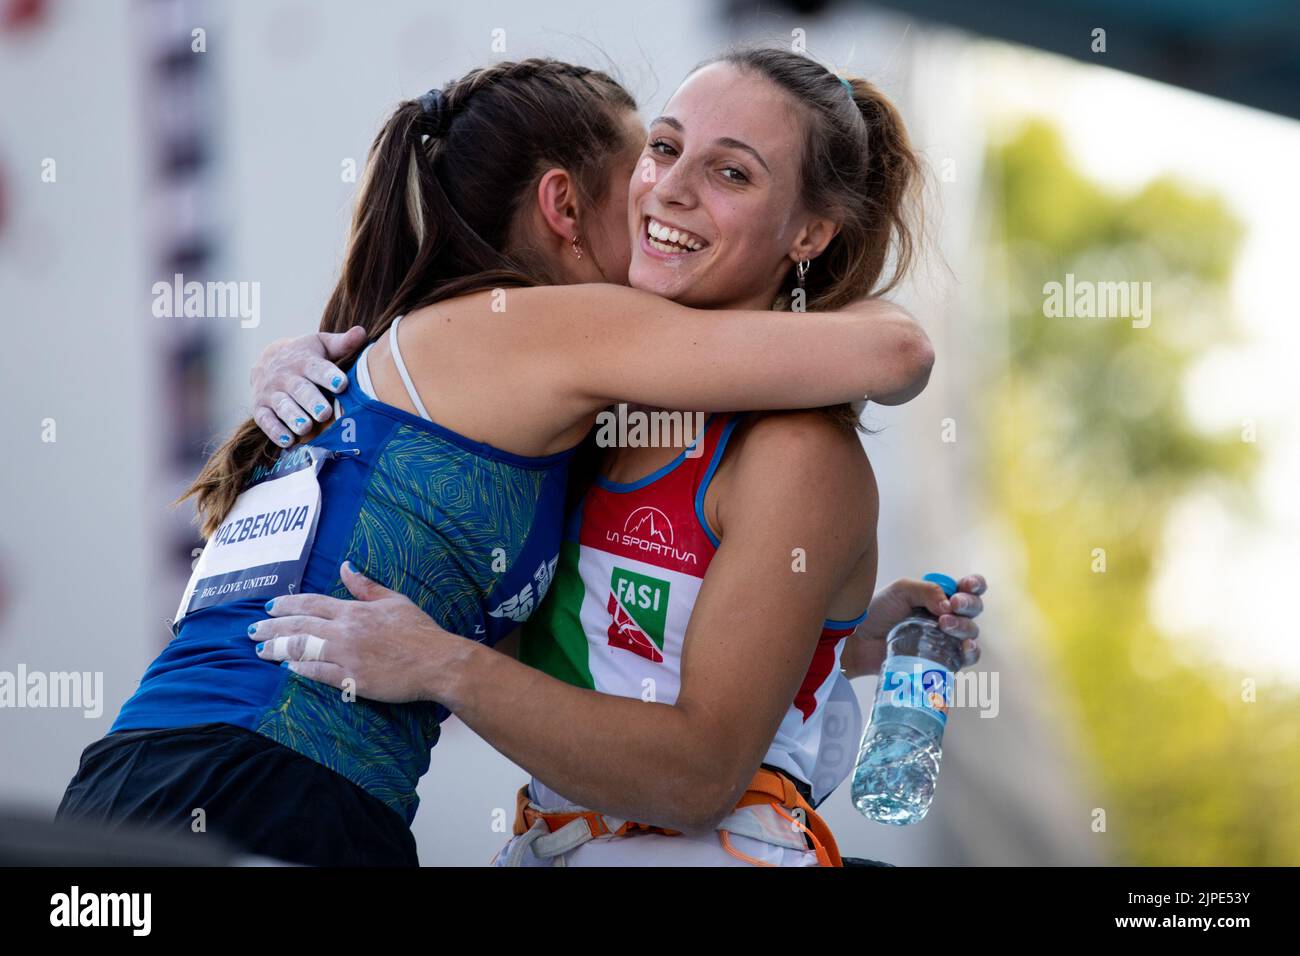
[174,446,332,628]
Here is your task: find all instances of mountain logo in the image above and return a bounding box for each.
[606,505,698,565]
[624,506,673,544]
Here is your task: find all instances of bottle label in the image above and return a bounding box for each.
[875,655,953,726]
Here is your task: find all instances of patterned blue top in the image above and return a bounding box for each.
[112,351,574,823]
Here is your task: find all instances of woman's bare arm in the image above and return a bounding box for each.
[514,284,933,417]
[248,287,933,446]
[252,413,877,832]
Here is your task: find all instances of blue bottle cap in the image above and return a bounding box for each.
[923,573,958,597]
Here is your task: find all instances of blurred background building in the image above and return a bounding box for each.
[1,0,1297,865]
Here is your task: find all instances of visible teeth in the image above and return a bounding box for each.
[647,218,705,252]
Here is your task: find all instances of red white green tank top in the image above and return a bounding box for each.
[521,412,867,806]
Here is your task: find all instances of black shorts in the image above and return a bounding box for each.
[56,722,419,867]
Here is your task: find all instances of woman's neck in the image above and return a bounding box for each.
[608,286,775,458]
[598,406,709,482]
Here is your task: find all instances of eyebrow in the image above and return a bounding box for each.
[648,115,771,174]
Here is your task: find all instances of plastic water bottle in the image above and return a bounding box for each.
[851,573,963,825]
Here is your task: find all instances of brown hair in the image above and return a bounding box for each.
[181,59,637,535]
[700,46,924,428]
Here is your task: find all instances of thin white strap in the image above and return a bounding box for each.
[355,342,376,398]
[387,314,432,421]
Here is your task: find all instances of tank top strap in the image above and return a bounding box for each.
[388,314,432,421]
[355,341,376,396]
[335,341,375,419]
[689,412,748,548]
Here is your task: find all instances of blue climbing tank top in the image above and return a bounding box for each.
[112,316,575,823]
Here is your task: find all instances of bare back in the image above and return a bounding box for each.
[363,292,594,459]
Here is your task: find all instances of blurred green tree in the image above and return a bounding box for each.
[982,121,1298,864]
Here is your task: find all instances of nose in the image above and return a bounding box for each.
[650,156,698,210]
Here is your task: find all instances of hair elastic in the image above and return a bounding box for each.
[417,87,445,116]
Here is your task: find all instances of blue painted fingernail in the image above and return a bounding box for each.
[332,376,343,389]
[295,417,307,426]
[265,600,275,613]
[256,642,265,653]
[314,404,326,414]
[247,623,257,635]
[280,661,290,668]
[279,435,291,445]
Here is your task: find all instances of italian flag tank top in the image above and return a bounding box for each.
[521,412,868,807]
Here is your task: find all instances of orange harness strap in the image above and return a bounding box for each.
[512,785,681,839]
[511,767,842,867]
[734,767,843,867]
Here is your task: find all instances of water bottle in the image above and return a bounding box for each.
[851,573,963,825]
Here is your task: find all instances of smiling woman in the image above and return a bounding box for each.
[55,53,936,867]
[238,45,973,869]
[628,49,922,317]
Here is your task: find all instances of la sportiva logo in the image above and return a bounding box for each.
[607,506,698,565]
[607,567,670,662]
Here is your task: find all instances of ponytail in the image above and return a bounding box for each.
[180,60,637,536]
[180,98,450,536]
[846,76,922,298]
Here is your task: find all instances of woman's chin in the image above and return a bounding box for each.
[629,261,698,302]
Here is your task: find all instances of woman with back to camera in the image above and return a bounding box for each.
[56,58,936,866]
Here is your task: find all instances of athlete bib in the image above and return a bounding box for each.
[173,445,343,629]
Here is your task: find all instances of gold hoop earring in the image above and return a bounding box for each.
[796,259,810,289]
[571,235,584,260]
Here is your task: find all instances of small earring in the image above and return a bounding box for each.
[571,235,584,260]
[796,259,810,289]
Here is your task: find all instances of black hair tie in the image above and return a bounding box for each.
[416,87,448,134]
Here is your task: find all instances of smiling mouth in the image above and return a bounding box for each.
[644,216,709,255]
